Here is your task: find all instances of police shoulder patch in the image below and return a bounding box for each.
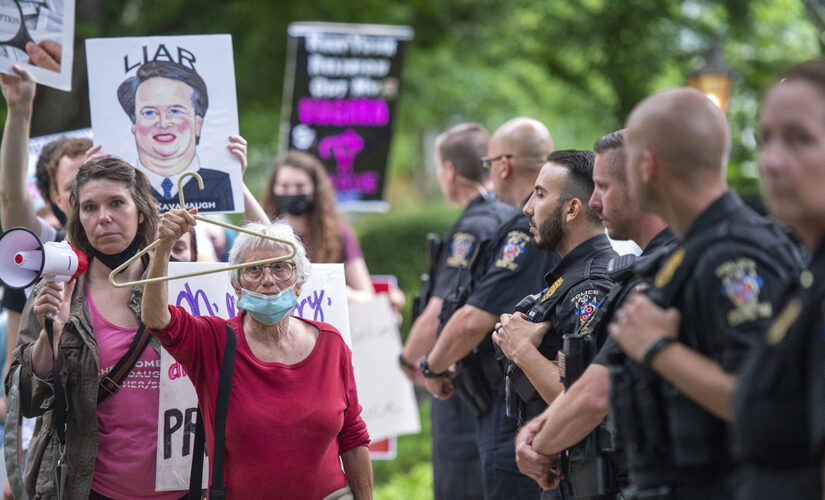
[716,257,773,327]
[495,231,531,270]
[446,232,476,268]
[541,278,564,303]
[654,248,684,288]
[571,289,602,324]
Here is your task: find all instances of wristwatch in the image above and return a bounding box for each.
[420,355,449,379]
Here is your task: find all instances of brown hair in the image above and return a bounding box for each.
[46,138,93,195]
[67,158,159,256]
[777,59,825,95]
[262,151,342,262]
[436,123,490,182]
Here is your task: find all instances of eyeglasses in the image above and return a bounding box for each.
[241,262,295,282]
[481,154,513,170]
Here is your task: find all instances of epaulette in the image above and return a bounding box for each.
[607,254,638,281]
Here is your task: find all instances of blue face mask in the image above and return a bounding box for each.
[238,286,298,325]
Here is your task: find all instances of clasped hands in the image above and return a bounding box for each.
[515,418,564,490]
[608,289,680,363]
[492,312,550,364]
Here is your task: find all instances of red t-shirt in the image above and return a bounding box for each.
[150,306,370,499]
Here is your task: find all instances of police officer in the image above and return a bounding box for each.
[607,88,800,499]
[422,117,557,499]
[492,149,617,500]
[516,130,674,500]
[399,122,513,500]
[729,60,825,499]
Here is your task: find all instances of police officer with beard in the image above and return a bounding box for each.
[607,88,800,499]
[515,130,674,500]
[492,149,616,500]
[400,122,513,500]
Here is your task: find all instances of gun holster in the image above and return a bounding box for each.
[452,351,503,417]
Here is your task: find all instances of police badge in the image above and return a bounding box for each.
[572,290,601,324]
[446,233,476,268]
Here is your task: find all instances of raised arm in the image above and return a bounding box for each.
[0,66,39,233]
[228,135,269,224]
[142,208,197,330]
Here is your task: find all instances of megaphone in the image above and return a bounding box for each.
[0,227,88,289]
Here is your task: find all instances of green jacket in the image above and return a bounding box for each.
[5,272,160,500]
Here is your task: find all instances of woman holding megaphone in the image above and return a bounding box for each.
[8,158,189,499]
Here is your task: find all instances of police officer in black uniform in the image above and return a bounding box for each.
[607,88,800,500]
[493,149,617,500]
[517,130,675,500]
[728,60,825,500]
[400,123,513,500]
[422,117,557,499]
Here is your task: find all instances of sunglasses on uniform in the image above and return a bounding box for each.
[481,154,513,170]
[241,262,296,282]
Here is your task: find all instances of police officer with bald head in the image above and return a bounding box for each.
[606,88,800,499]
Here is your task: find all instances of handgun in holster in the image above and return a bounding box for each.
[452,343,503,417]
[411,233,442,323]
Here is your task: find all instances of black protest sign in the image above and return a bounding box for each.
[280,22,413,211]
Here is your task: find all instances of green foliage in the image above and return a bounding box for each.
[353,203,461,334]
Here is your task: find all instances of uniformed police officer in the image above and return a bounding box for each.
[422,117,558,499]
[492,148,617,500]
[399,122,513,500]
[729,60,825,499]
[516,130,674,500]
[607,88,800,499]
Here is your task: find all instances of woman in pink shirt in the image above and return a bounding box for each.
[142,213,373,500]
[11,158,189,499]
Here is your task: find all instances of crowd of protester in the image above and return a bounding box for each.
[0,28,823,500]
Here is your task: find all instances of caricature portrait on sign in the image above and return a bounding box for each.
[0,0,76,90]
[86,34,242,214]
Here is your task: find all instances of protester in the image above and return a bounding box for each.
[7,158,189,499]
[605,88,800,499]
[262,150,375,300]
[142,213,372,499]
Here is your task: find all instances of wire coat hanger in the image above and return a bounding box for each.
[109,172,296,288]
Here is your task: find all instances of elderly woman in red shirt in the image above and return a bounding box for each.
[141,208,372,500]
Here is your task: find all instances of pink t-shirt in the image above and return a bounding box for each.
[87,287,183,499]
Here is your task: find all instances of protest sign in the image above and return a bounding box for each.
[156,261,349,491]
[26,128,91,211]
[0,0,75,91]
[349,295,420,442]
[86,34,243,214]
[280,22,413,212]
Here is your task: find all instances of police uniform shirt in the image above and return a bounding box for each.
[534,233,617,356]
[731,235,824,499]
[618,191,800,492]
[591,228,677,366]
[430,193,514,301]
[465,196,560,316]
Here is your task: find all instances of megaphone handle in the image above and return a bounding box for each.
[43,276,65,319]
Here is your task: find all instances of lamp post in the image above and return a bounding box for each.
[688,37,733,114]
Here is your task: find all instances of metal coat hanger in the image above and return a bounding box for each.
[109,171,296,288]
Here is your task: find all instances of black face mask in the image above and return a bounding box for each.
[50,202,67,227]
[90,234,144,270]
[276,194,312,216]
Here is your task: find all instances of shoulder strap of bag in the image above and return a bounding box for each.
[189,323,237,499]
[4,365,29,500]
[98,323,151,403]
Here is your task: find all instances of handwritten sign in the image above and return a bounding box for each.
[349,295,420,442]
[280,22,413,212]
[155,262,349,491]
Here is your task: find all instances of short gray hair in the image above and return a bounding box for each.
[228,220,311,289]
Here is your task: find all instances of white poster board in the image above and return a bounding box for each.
[0,0,75,91]
[27,128,92,210]
[86,34,243,214]
[155,262,349,491]
[349,295,420,442]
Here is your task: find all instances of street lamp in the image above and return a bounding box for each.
[688,38,733,114]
